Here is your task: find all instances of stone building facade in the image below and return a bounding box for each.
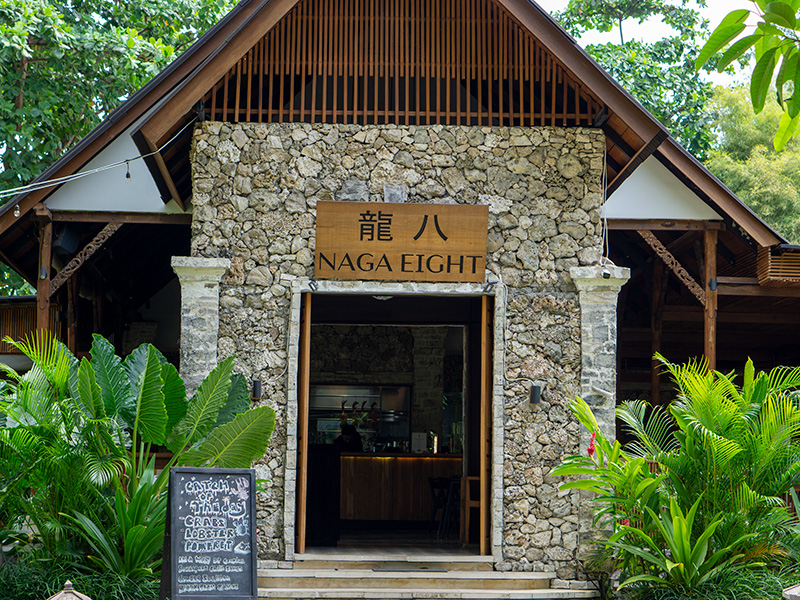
[180,120,628,579]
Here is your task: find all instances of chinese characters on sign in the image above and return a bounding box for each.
[315,202,489,283]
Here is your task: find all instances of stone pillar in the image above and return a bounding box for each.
[570,264,629,558]
[172,256,231,394]
[570,265,629,442]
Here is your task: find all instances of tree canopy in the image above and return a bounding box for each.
[0,0,234,295]
[556,0,714,158]
[0,0,234,188]
[705,85,800,243]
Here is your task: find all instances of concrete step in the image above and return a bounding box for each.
[258,568,555,590]
[258,588,598,599]
[291,552,495,572]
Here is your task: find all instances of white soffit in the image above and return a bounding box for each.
[604,155,722,221]
[45,128,183,213]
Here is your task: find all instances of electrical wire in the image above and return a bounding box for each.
[0,116,199,202]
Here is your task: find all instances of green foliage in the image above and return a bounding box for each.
[705,85,800,243]
[555,0,714,158]
[697,1,800,150]
[555,357,800,595]
[0,263,33,296]
[0,0,234,190]
[0,331,275,579]
[0,562,159,600]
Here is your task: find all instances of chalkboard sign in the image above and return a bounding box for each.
[167,467,257,600]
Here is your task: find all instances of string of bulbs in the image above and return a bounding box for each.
[4,116,199,217]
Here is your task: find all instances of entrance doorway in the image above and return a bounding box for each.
[294,293,493,555]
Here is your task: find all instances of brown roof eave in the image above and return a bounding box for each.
[657,138,785,248]
[499,0,665,143]
[0,0,267,236]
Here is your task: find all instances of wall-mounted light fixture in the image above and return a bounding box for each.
[252,379,262,401]
[530,384,542,405]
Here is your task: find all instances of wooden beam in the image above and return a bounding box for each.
[607,129,668,195]
[662,307,800,325]
[716,276,759,285]
[608,219,723,231]
[50,223,123,296]
[717,284,800,297]
[143,138,185,211]
[651,261,667,405]
[704,230,718,370]
[36,218,53,332]
[638,230,706,305]
[51,211,192,225]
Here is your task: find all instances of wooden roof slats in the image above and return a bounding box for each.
[193,0,602,129]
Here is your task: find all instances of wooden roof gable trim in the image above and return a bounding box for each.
[138,0,302,146]
[197,0,604,128]
[657,139,783,248]
[0,0,267,236]
[495,0,663,141]
[137,0,661,147]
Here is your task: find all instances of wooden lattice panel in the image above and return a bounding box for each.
[0,302,60,354]
[757,246,800,286]
[201,0,603,127]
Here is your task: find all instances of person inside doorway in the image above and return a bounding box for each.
[333,424,363,452]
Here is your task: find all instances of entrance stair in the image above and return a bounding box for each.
[258,554,599,600]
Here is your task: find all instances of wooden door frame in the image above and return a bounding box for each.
[283,280,504,562]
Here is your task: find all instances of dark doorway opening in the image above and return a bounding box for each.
[300,294,489,553]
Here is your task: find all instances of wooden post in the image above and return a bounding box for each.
[36,218,53,332]
[295,292,311,554]
[67,276,77,353]
[650,261,666,405]
[704,229,718,371]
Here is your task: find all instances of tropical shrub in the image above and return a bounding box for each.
[0,562,159,600]
[553,356,800,592]
[0,331,275,578]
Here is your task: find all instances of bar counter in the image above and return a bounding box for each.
[339,453,462,521]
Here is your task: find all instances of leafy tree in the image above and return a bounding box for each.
[705,85,800,243]
[0,0,234,188]
[556,0,714,158]
[0,0,233,293]
[697,1,800,150]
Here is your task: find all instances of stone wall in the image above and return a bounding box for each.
[189,121,606,578]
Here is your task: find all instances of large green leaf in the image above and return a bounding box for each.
[695,10,750,69]
[167,357,235,453]
[90,334,134,423]
[765,1,797,29]
[126,345,167,445]
[161,363,187,436]
[215,373,250,428]
[179,405,275,468]
[76,358,105,420]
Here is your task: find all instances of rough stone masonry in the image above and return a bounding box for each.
[184,120,625,580]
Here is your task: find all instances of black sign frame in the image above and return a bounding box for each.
[167,467,258,600]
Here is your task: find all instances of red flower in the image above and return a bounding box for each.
[621,519,630,527]
[587,432,596,457]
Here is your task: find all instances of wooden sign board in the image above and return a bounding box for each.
[165,467,257,600]
[315,201,489,283]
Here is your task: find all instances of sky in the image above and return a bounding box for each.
[534,0,757,85]
[534,0,756,45]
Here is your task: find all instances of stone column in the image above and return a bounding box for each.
[570,264,629,559]
[172,256,231,394]
[570,265,629,442]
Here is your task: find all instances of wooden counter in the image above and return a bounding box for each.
[340,454,462,521]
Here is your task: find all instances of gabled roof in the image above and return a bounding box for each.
[0,0,785,253]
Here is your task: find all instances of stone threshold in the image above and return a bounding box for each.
[259,588,599,599]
